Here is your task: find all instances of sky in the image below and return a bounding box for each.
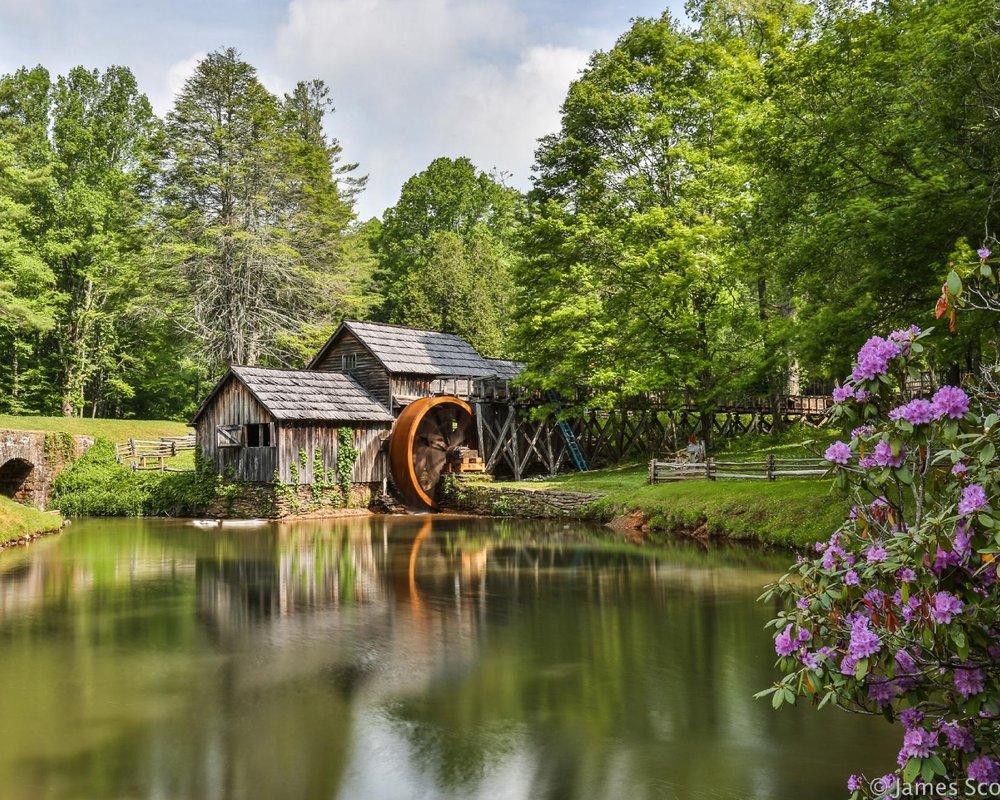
[0,0,684,219]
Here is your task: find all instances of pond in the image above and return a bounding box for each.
[0,515,897,799]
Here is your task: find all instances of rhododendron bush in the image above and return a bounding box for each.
[761,249,1000,797]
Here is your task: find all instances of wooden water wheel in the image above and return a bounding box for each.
[388,396,477,510]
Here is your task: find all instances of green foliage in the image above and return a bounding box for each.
[42,431,75,464]
[0,50,371,421]
[518,13,762,413]
[336,427,358,497]
[52,438,217,517]
[52,439,149,516]
[516,0,1000,413]
[0,64,172,417]
[373,156,521,356]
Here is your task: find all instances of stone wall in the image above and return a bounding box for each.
[438,477,604,519]
[205,482,376,519]
[0,430,94,510]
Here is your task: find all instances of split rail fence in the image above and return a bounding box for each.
[115,433,196,471]
[649,455,828,484]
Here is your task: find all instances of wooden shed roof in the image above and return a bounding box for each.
[310,320,502,377]
[191,366,395,424]
[485,358,524,380]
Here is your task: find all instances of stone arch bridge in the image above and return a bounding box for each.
[0,430,94,509]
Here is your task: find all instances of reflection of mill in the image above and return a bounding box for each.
[192,519,491,633]
[386,519,490,628]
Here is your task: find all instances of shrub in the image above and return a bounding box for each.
[52,439,216,517]
[762,246,1000,797]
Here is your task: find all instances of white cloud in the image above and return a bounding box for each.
[432,44,589,177]
[274,0,589,218]
[164,51,205,105]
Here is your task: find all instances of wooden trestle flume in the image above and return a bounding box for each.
[388,396,477,510]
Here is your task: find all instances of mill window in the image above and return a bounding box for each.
[244,423,273,448]
[341,352,358,372]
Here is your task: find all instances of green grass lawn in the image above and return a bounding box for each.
[0,496,62,544]
[0,415,189,442]
[498,463,846,548]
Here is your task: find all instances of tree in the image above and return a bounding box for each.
[0,64,159,417]
[159,49,367,371]
[516,13,761,429]
[745,0,1000,379]
[373,156,520,356]
[392,230,513,356]
[0,139,56,411]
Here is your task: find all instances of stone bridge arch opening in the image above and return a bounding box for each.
[0,458,36,502]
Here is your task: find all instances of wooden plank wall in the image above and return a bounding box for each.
[195,377,277,482]
[312,330,392,409]
[277,423,341,484]
[278,422,390,485]
[351,425,390,484]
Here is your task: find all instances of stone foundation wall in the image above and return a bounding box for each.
[438,477,604,519]
[205,482,376,519]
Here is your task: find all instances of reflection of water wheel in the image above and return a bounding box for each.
[388,396,476,510]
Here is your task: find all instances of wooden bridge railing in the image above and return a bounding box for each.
[649,455,828,484]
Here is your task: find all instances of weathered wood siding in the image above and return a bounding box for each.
[276,422,390,485]
[313,331,391,409]
[352,425,390,484]
[392,375,479,400]
[195,377,277,483]
[276,423,339,485]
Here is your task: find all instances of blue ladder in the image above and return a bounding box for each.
[546,391,588,472]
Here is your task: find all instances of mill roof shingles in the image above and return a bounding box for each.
[485,358,524,380]
[224,366,394,422]
[340,320,501,377]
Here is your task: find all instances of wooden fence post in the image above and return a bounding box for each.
[649,458,655,485]
[705,458,714,481]
[767,454,775,481]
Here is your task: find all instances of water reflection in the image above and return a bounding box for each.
[0,516,896,799]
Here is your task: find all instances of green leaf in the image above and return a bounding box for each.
[927,754,947,776]
[982,443,996,464]
[772,689,784,709]
[947,269,963,296]
[903,758,921,784]
[854,657,869,680]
